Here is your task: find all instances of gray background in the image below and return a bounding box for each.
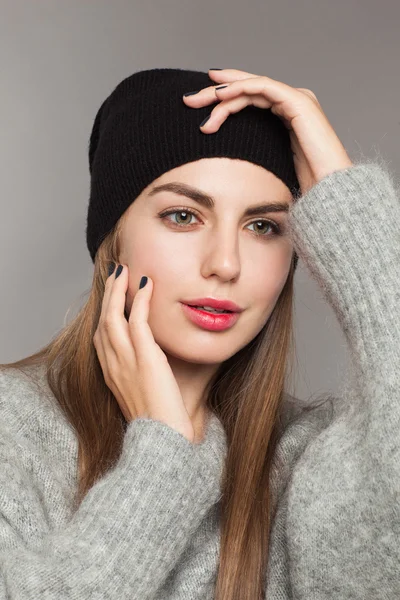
[1,1,399,401]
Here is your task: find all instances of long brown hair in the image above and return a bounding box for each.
[0,206,308,600]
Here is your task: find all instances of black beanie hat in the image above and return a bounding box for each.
[86,67,301,270]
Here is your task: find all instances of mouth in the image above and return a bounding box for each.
[184,304,234,314]
[180,302,241,331]
[181,298,243,313]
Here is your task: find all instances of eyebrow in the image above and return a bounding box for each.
[148,182,290,216]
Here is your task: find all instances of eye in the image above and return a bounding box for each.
[158,207,283,237]
[247,220,282,236]
[161,208,197,226]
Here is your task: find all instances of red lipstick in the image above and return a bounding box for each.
[180,300,242,332]
[181,297,243,313]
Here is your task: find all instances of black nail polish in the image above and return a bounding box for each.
[215,85,228,90]
[108,262,116,277]
[183,90,200,97]
[209,68,223,70]
[200,115,210,127]
[139,276,148,289]
[115,264,123,279]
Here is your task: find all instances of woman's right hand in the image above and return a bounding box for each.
[93,264,196,444]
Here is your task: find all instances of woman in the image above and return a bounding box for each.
[0,67,398,599]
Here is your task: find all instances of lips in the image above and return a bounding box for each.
[180,303,241,331]
[187,304,232,313]
[181,297,243,313]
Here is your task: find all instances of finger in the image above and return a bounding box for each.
[296,87,321,106]
[211,76,305,121]
[199,93,271,132]
[105,264,130,321]
[207,76,321,115]
[207,68,260,82]
[98,262,118,324]
[101,265,137,362]
[93,263,117,377]
[127,275,156,364]
[182,83,236,110]
[183,74,297,120]
[183,71,262,107]
[94,263,120,370]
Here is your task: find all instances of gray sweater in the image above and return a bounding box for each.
[1,161,399,599]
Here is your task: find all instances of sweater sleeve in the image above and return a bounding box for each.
[0,415,225,599]
[159,503,221,600]
[284,161,400,597]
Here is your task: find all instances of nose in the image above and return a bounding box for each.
[200,232,241,282]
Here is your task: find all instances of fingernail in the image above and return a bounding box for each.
[215,85,228,90]
[115,264,123,279]
[139,276,148,289]
[183,90,200,97]
[209,68,223,70]
[200,115,210,127]
[108,262,116,277]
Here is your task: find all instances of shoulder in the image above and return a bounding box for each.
[0,365,79,547]
[280,391,339,430]
[277,391,343,460]
[270,391,344,507]
[0,363,78,459]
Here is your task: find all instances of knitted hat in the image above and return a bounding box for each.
[86,68,301,270]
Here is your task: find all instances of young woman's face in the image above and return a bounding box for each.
[119,157,295,365]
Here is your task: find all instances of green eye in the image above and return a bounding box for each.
[159,207,282,237]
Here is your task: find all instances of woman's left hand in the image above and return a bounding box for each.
[183,68,353,196]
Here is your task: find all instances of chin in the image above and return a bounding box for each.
[157,338,238,365]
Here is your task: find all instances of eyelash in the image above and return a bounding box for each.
[158,206,283,238]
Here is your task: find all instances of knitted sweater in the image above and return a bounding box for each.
[1,161,399,599]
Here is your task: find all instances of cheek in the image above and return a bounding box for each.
[124,236,194,309]
[252,280,284,314]
[249,257,291,312]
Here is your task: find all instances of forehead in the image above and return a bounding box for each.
[147,157,294,203]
